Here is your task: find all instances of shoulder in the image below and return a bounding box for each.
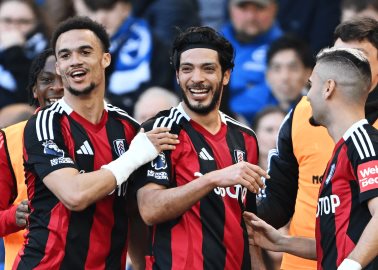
[106,103,140,130]
[222,112,256,138]
[142,107,186,135]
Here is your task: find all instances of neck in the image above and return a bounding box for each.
[63,90,105,124]
[325,105,365,143]
[182,103,221,134]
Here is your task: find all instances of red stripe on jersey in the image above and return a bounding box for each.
[38,204,70,269]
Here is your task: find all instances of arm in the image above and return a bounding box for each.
[43,128,179,211]
[137,161,267,225]
[243,212,317,260]
[0,131,25,236]
[340,197,378,269]
[257,110,299,228]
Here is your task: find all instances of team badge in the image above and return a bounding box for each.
[113,139,126,157]
[234,150,245,163]
[325,163,336,185]
[151,153,167,170]
[43,140,65,157]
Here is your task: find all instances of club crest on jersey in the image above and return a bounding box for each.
[113,139,126,157]
[234,150,245,163]
[43,140,65,157]
[325,163,336,185]
[151,153,167,170]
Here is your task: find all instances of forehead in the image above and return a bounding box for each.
[0,1,34,18]
[270,49,301,64]
[56,29,102,51]
[42,55,57,72]
[180,48,220,65]
[334,38,378,61]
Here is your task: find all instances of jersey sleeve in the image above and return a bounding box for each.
[0,130,20,236]
[130,118,172,192]
[257,110,299,229]
[350,126,378,203]
[23,113,77,181]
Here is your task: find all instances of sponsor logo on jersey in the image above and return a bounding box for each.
[194,172,247,202]
[151,153,167,170]
[358,160,378,192]
[50,157,74,166]
[43,140,65,157]
[113,139,126,157]
[147,170,168,180]
[234,149,245,163]
[316,195,340,217]
[325,164,336,185]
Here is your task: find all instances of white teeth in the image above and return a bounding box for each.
[47,98,60,104]
[72,71,85,76]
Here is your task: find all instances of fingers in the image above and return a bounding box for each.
[146,127,180,152]
[17,200,29,213]
[15,210,28,227]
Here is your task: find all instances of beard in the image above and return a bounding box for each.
[309,116,321,127]
[67,82,96,97]
[181,82,222,115]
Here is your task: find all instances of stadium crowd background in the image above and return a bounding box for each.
[0,0,377,269]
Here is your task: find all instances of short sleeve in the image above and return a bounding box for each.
[23,113,77,180]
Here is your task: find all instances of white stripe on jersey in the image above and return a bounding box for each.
[351,134,365,160]
[106,103,139,125]
[360,126,376,156]
[36,101,61,141]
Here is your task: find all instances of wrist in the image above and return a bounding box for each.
[338,258,362,270]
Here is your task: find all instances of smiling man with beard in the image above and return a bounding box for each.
[134,26,269,270]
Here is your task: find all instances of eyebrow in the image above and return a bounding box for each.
[57,45,93,55]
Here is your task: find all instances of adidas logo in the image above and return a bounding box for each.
[199,148,214,160]
[76,140,94,155]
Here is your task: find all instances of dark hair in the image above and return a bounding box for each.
[334,17,378,56]
[26,48,55,106]
[252,106,286,130]
[267,34,315,68]
[50,16,110,54]
[171,26,235,73]
[82,0,130,11]
[317,47,372,94]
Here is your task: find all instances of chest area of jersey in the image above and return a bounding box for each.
[62,119,128,171]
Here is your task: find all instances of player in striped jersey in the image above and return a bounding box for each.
[135,26,269,270]
[13,16,179,269]
[245,48,378,270]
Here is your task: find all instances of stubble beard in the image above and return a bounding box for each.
[67,82,96,97]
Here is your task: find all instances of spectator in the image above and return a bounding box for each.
[246,47,378,270]
[132,0,201,48]
[133,86,179,123]
[257,17,378,270]
[235,34,313,124]
[12,16,178,269]
[135,26,268,270]
[341,0,378,22]
[73,0,174,115]
[276,0,341,55]
[0,48,63,270]
[252,106,285,171]
[0,0,49,108]
[197,0,228,31]
[221,0,282,121]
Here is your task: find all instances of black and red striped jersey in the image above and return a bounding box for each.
[14,99,139,270]
[134,104,259,270]
[316,119,378,270]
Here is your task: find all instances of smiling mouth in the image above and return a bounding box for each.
[45,97,62,105]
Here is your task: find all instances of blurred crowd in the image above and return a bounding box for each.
[0,0,378,269]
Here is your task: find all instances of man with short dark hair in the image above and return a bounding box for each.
[13,16,178,269]
[246,47,378,270]
[135,26,268,270]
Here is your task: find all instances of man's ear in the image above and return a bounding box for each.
[32,85,38,99]
[324,79,336,99]
[222,69,231,86]
[102,53,111,68]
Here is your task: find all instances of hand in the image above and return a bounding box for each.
[243,211,283,252]
[144,127,179,153]
[15,199,29,228]
[210,162,268,193]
